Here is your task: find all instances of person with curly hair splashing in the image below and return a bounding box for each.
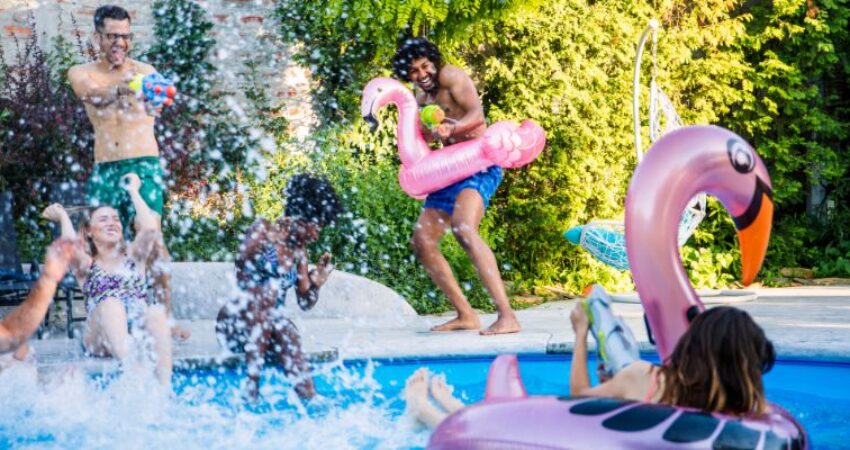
[392,37,520,336]
[216,174,342,400]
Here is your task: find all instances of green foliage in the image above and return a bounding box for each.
[0,18,94,261]
[143,0,262,260]
[269,0,850,308]
[249,122,504,313]
[273,0,531,122]
[727,0,850,275]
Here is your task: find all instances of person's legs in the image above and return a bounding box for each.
[403,368,449,429]
[450,189,519,335]
[132,160,189,341]
[429,373,465,413]
[83,298,130,358]
[140,304,172,388]
[270,315,315,399]
[412,208,480,331]
[147,236,189,341]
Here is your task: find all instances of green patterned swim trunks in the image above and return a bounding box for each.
[87,156,164,229]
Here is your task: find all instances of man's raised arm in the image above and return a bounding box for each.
[68,65,133,108]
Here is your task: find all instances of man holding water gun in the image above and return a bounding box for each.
[68,5,188,341]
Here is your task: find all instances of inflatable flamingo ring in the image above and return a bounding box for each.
[428,126,807,450]
[360,78,546,198]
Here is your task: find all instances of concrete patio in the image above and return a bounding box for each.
[22,262,850,374]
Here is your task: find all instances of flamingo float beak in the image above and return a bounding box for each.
[733,178,774,286]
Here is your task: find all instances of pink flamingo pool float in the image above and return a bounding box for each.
[360,78,546,198]
[427,126,807,450]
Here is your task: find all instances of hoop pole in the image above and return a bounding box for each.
[633,19,659,163]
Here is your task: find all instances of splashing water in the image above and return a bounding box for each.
[0,359,429,450]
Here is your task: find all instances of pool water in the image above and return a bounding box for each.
[1,354,848,449]
[339,354,850,448]
[177,354,850,448]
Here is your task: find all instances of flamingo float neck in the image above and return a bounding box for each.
[625,126,773,359]
[361,78,431,166]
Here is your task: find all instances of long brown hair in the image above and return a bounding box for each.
[659,306,775,415]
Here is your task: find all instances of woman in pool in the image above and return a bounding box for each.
[405,304,775,427]
[216,174,342,400]
[42,173,173,388]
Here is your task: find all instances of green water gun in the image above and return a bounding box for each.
[420,104,446,129]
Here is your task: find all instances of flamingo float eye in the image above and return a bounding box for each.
[727,139,755,174]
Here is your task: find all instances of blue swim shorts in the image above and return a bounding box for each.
[423,166,503,215]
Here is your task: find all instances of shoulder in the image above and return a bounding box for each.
[438,64,471,85]
[68,62,95,79]
[622,360,655,380]
[243,220,271,244]
[131,60,157,75]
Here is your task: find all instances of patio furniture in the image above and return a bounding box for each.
[50,180,88,338]
[0,191,45,338]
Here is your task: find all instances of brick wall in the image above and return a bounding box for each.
[0,0,316,139]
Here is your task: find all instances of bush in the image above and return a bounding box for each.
[249,120,511,313]
[272,0,850,301]
[0,17,94,260]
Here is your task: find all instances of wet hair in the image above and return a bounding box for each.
[94,5,131,31]
[283,174,342,227]
[659,306,775,415]
[391,37,443,81]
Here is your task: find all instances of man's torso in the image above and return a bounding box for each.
[73,59,159,163]
[416,65,487,144]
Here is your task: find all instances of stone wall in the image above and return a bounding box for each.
[0,0,316,138]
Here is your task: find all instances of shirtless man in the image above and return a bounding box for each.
[391,38,520,335]
[68,5,188,340]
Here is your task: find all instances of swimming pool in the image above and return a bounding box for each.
[1,354,848,449]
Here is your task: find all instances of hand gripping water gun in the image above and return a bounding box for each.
[128,73,176,107]
[420,104,445,129]
[582,284,640,377]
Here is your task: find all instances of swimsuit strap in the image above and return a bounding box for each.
[645,366,660,403]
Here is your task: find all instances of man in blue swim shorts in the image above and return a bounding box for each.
[392,38,520,335]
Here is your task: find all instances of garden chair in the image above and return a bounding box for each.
[49,180,88,338]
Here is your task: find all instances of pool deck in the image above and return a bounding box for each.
[26,285,850,374]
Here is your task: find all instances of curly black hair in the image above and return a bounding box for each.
[284,174,342,227]
[391,37,443,81]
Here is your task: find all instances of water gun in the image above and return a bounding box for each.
[420,104,445,129]
[128,73,176,107]
[581,284,640,377]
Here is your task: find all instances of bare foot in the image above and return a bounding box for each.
[430,315,480,332]
[480,315,521,335]
[403,368,449,429]
[430,374,465,413]
[403,367,430,405]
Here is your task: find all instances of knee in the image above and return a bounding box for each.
[411,229,437,255]
[451,222,477,249]
[143,305,169,332]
